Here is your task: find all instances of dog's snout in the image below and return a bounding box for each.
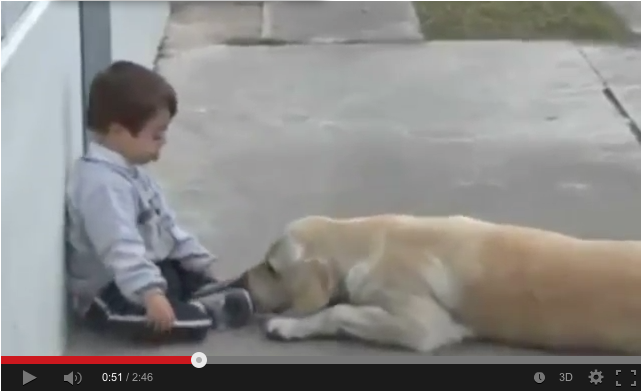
[228,272,248,290]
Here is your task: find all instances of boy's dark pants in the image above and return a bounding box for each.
[85,259,217,343]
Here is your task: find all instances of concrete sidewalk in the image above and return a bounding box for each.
[262,1,423,43]
[161,1,641,47]
[161,1,423,48]
[66,36,640,356]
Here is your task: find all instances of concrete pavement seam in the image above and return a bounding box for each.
[575,45,641,146]
[260,1,273,40]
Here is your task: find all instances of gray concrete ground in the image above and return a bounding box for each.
[162,2,263,50]
[262,1,422,43]
[66,3,641,357]
[160,1,422,48]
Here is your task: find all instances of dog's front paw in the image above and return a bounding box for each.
[262,317,302,342]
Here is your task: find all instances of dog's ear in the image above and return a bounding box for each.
[263,237,285,262]
[263,235,305,269]
[290,258,335,315]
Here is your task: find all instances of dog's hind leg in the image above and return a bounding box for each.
[264,299,472,353]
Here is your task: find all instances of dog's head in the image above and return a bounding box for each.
[229,220,338,315]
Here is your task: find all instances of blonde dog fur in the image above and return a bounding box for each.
[234,214,641,354]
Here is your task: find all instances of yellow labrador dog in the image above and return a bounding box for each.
[229,214,641,354]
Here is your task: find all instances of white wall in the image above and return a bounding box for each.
[1,1,84,356]
[1,1,171,356]
[1,2,32,39]
[110,1,170,68]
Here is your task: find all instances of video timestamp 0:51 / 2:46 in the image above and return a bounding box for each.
[102,372,154,382]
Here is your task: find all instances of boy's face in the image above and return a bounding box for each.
[114,109,171,165]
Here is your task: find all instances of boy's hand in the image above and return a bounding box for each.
[143,290,175,332]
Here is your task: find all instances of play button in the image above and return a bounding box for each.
[23,371,36,385]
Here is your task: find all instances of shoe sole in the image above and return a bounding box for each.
[223,289,254,329]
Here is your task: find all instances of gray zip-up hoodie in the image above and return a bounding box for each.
[66,142,215,315]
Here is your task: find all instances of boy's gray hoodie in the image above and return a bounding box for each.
[66,142,215,315]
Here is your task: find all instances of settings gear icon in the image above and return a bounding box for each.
[589,369,603,385]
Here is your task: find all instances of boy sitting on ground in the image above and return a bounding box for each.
[66,60,253,342]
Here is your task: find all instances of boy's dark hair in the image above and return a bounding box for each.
[87,60,177,135]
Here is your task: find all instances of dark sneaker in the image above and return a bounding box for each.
[196,288,254,329]
[191,281,231,299]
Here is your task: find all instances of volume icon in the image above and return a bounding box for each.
[64,372,82,385]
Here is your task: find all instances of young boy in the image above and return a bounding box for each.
[66,60,254,343]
